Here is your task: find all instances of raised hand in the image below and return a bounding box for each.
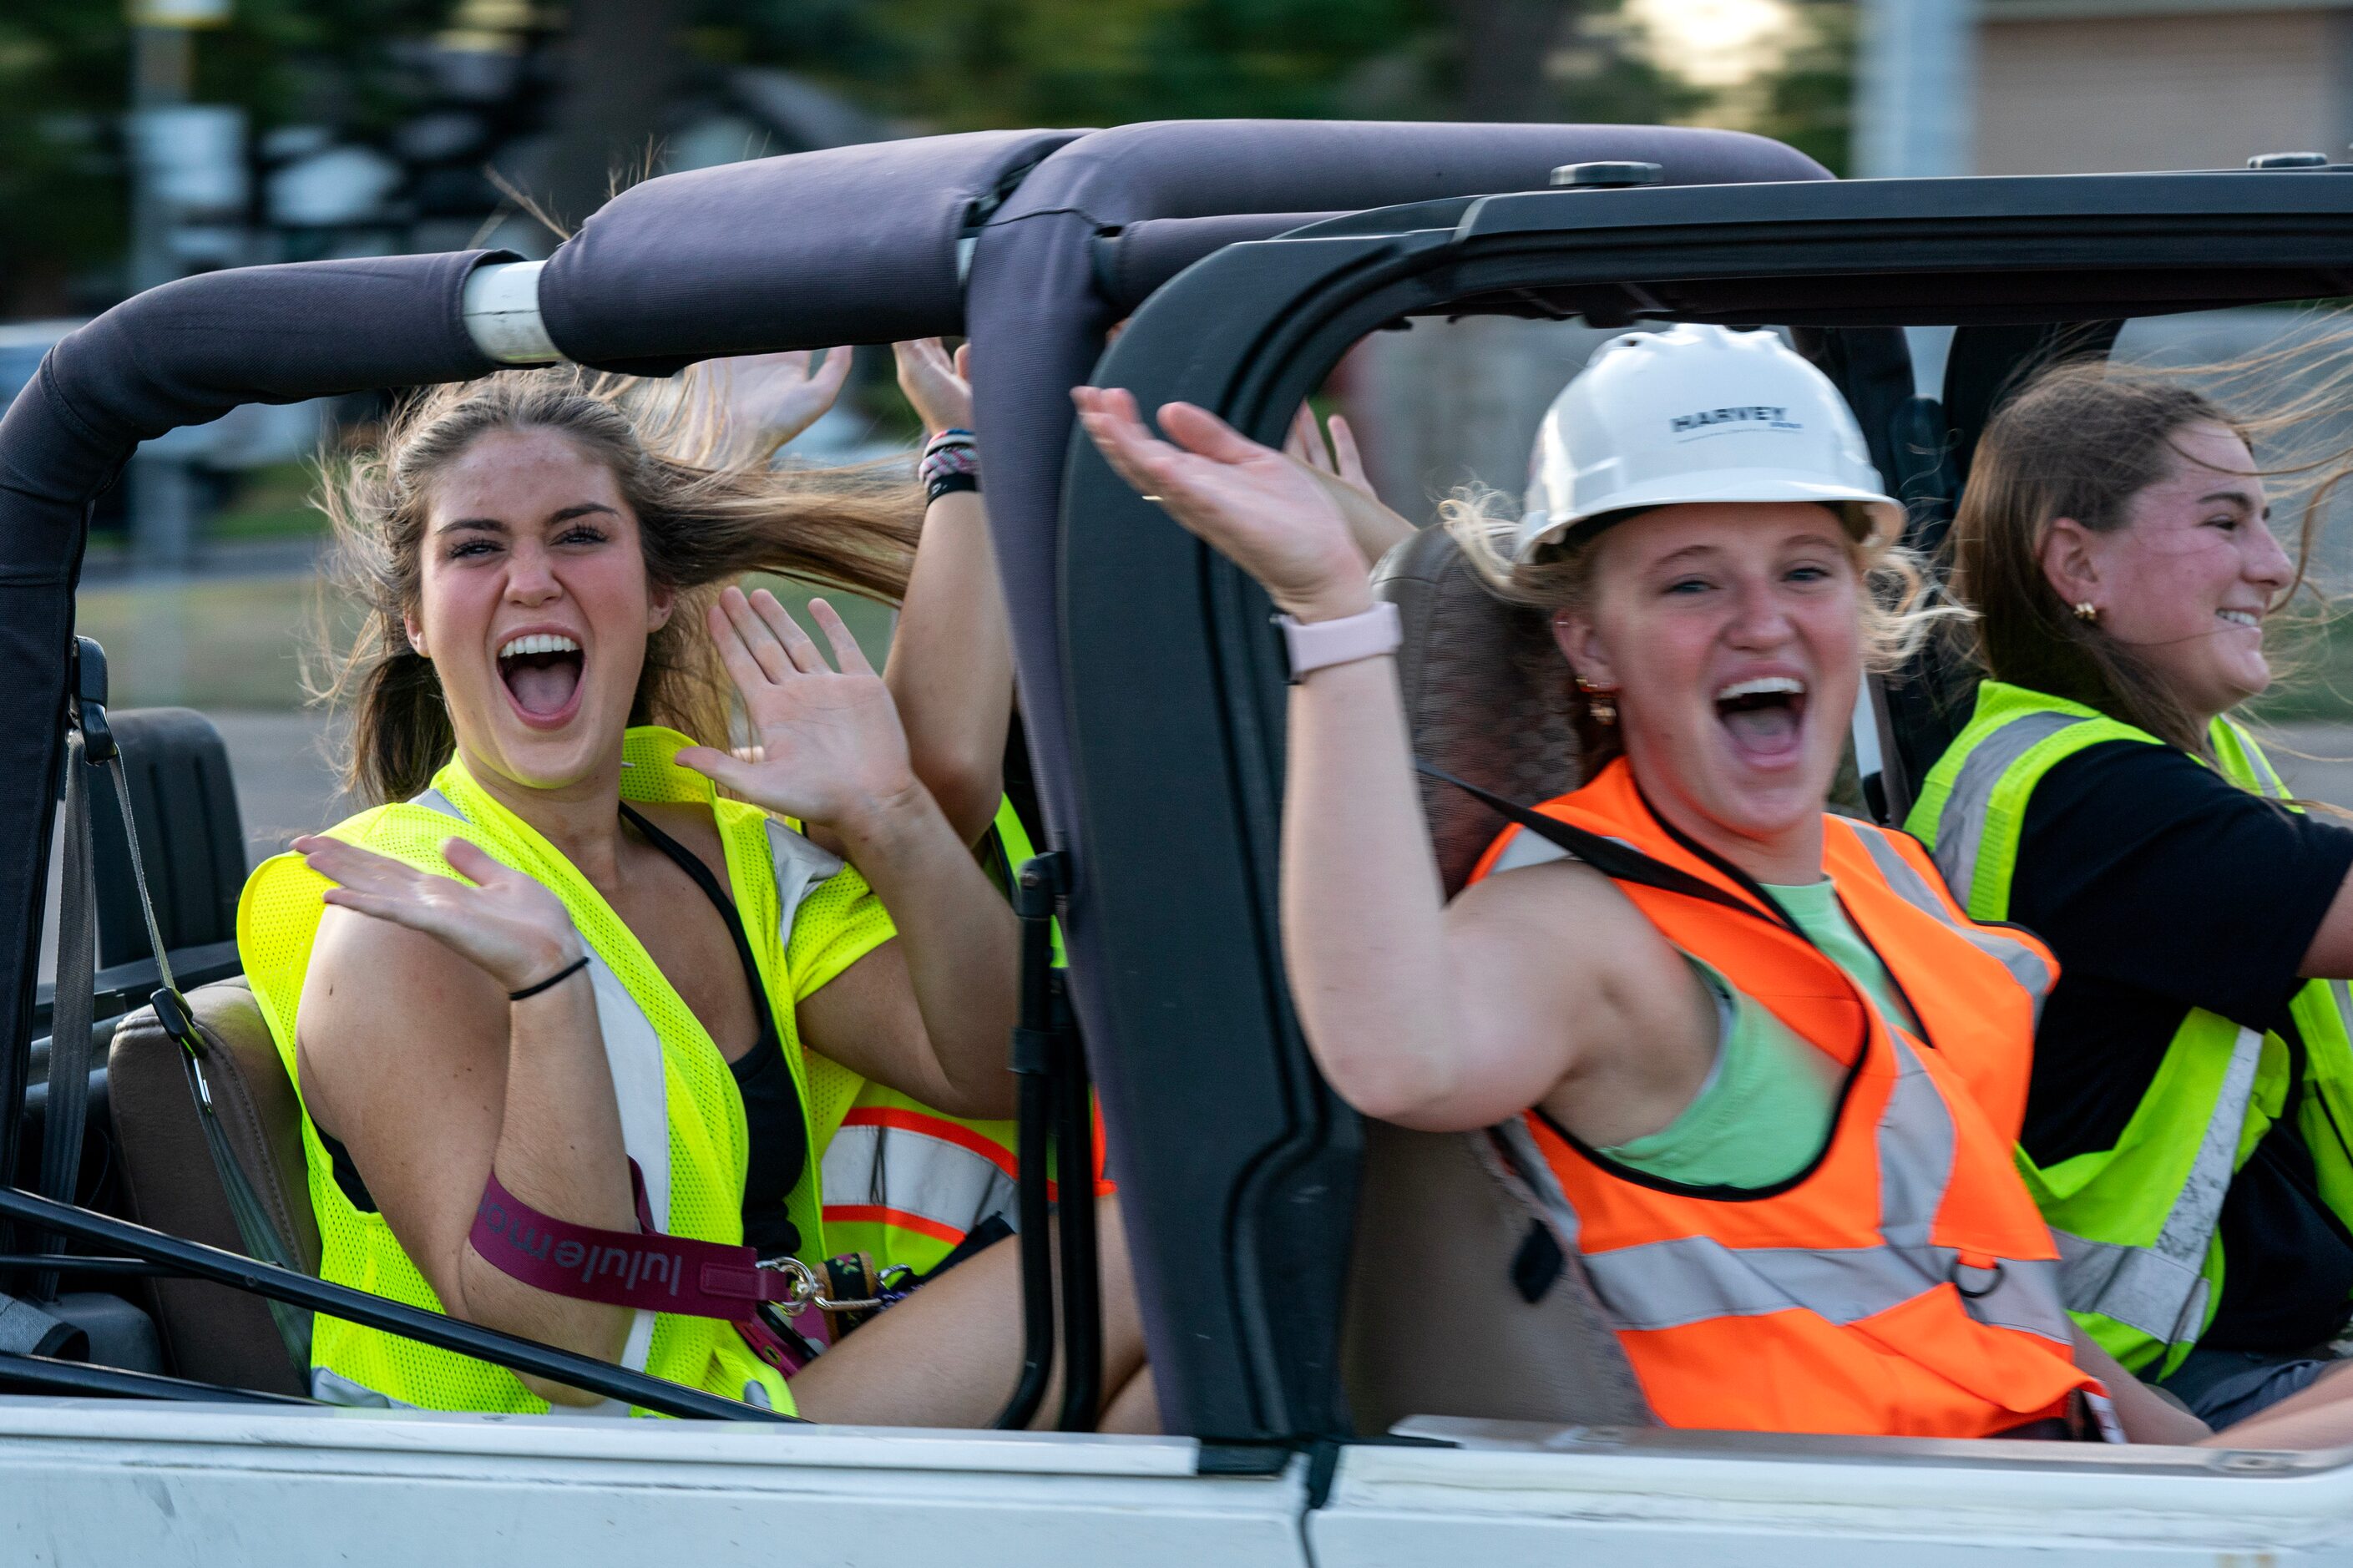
[676,587,921,841]
[1285,402,1374,500]
[700,347,855,453]
[296,835,583,994]
[1283,401,1414,569]
[893,338,974,437]
[1073,385,1371,622]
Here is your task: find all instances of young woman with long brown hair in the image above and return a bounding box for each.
[236,364,1150,1425]
[1911,357,2353,1427]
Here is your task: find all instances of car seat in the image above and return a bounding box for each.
[1338,525,1650,1434]
[87,709,316,1396]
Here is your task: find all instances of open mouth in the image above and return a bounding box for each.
[497,632,584,726]
[1714,675,1808,766]
[2218,609,2262,631]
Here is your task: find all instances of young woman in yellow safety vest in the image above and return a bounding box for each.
[1911,359,2353,1429]
[240,364,1153,1426]
[1076,321,2353,1448]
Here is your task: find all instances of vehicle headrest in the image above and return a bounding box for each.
[1372,526,1581,897]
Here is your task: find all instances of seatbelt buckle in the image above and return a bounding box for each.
[71,636,114,764]
[150,988,199,1055]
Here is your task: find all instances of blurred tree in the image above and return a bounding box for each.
[0,0,1719,315]
[700,0,1702,129]
[0,0,455,314]
[1749,0,1853,175]
[546,0,686,230]
[0,3,129,314]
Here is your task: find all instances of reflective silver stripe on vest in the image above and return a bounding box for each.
[2052,1023,2264,1347]
[1485,827,1645,878]
[1576,1035,2073,1343]
[1844,820,2055,1019]
[1489,830,1571,876]
[821,1123,1017,1241]
[763,816,843,928]
[1930,711,2088,908]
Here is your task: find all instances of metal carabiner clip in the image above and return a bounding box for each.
[755,1255,899,1313]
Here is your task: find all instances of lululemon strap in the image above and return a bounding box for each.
[472,1160,807,1318]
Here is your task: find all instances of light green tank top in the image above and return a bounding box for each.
[1602,878,1912,1190]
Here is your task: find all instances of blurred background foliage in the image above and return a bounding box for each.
[0,0,1855,316]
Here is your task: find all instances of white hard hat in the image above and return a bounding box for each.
[1511,323,1904,562]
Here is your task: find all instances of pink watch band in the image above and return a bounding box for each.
[1275,600,1401,683]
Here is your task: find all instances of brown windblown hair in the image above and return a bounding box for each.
[313,365,920,803]
[1953,349,2346,756]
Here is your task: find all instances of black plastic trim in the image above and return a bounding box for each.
[0,1186,797,1422]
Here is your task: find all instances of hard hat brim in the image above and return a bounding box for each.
[1513,472,1905,562]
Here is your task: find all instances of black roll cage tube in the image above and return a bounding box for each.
[0,1186,797,1422]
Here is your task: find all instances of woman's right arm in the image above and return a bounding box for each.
[1073,387,1708,1134]
[294,837,635,1406]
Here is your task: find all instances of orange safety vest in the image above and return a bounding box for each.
[1468,759,2097,1438]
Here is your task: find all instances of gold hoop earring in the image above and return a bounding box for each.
[2073,601,2101,625]
[1576,676,1617,726]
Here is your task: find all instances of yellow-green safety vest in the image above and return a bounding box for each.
[239,727,894,1414]
[1907,680,2353,1376]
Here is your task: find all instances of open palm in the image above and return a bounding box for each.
[710,348,854,448]
[676,587,918,835]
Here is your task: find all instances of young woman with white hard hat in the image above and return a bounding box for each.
[1076,321,2353,1445]
[1911,359,2353,1429]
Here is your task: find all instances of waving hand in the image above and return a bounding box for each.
[676,587,921,837]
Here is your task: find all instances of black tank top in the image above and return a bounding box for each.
[620,804,809,1260]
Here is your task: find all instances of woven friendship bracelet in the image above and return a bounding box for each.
[920,438,980,501]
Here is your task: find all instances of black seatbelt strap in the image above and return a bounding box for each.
[1414,759,1763,919]
[33,726,96,1302]
[57,639,311,1370]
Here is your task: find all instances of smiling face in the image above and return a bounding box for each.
[1555,503,1863,874]
[2040,421,2293,723]
[403,427,673,796]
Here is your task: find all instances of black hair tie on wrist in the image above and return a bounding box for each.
[509,953,591,1002]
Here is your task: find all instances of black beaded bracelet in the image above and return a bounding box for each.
[509,953,590,1002]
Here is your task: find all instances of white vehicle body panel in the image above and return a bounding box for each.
[1318,1420,2353,1565]
[12,1401,2353,1564]
[0,1400,1308,1568]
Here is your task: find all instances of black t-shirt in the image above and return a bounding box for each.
[2011,738,2353,1350]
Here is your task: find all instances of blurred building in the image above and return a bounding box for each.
[1976,1,2353,175]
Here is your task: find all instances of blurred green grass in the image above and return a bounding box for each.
[74,571,893,712]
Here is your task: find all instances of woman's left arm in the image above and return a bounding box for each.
[679,585,1017,1119]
